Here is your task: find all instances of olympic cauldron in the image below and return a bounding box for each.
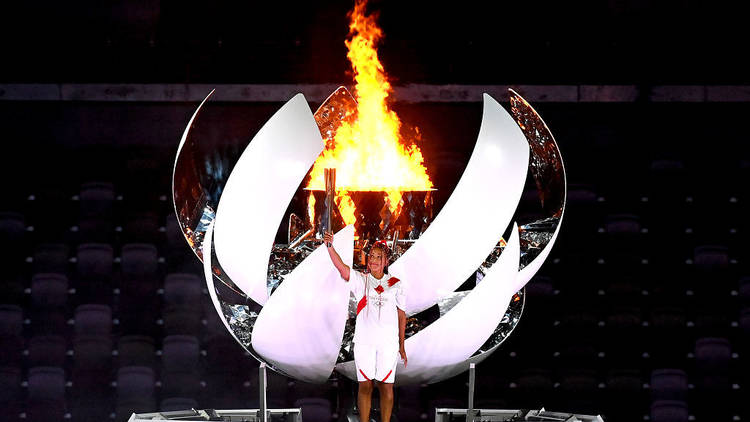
[172,87,566,385]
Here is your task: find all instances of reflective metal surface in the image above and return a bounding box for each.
[172,90,248,298]
[174,88,566,385]
[468,89,567,357]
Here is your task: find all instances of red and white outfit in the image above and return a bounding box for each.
[348,270,406,383]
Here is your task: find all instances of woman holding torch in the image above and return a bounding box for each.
[323,230,407,422]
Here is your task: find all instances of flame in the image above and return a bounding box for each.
[306,0,432,227]
[307,192,316,227]
[336,195,357,227]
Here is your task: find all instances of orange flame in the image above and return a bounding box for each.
[306,0,433,226]
[307,192,316,228]
[336,195,357,227]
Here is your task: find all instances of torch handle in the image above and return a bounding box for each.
[324,168,336,246]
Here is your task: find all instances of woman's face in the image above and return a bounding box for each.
[368,247,386,274]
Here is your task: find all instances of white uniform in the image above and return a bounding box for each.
[349,270,406,383]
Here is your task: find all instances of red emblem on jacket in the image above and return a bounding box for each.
[356,296,367,315]
[374,285,384,294]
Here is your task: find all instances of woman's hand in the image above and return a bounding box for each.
[323,231,334,247]
[399,346,408,367]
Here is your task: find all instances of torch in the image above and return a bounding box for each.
[324,168,336,247]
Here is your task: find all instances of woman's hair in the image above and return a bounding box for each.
[370,240,389,256]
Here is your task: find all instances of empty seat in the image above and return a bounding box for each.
[604,214,643,262]
[76,243,114,279]
[557,341,599,369]
[30,273,69,308]
[557,309,599,339]
[650,369,688,401]
[120,243,160,303]
[118,307,158,337]
[739,308,750,355]
[163,273,202,306]
[396,384,424,421]
[650,400,689,422]
[121,243,159,283]
[559,373,599,415]
[73,336,113,371]
[74,304,112,337]
[162,335,200,372]
[513,368,553,409]
[691,245,732,294]
[649,307,688,366]
[162,305,202,336]
[75,243,114,303]
[27,335,67,367]
[27,366,67,422]
[605,213,642,235]
[0,305,24,366]
[160,371,201,398]
[693,307,731,338]
[203,337,246,374]
[201,372,245,409]
[71,368,112,401]
[0,304,23,337]
[33,243,70,274]
[646,160,690,245]
[605,306,643,364]
[525,275,555,298]
[70,395,112,422]
[606,306,642,329]
[695,337,731,373]
[0,212,27,262]
[79,182,115,219]
[28,366,66,401]
[739,276,750,306]
[26,398,67,422]
[118,335,156,368]
[116,366,155,402]
[0,276,25,305]
[693,245,730,272]
[29,307,68,337]
[605,277,641,306]
[0,366,22,421]
[77,216,115,244]
[604,369,644,422]
[562,185,599,240]
[692,338,733,419]
[122,212,161,244]
[294,397,332,422]
[647,159,688,205]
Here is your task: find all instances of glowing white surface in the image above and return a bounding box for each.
[190,90,565,385]
[251,225,354,383]
[213,94,324,305]
[390,94,529,315]
[336,224,521,385]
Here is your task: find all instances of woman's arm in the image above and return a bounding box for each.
[324,231,350,281]
[398,308,407,367]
